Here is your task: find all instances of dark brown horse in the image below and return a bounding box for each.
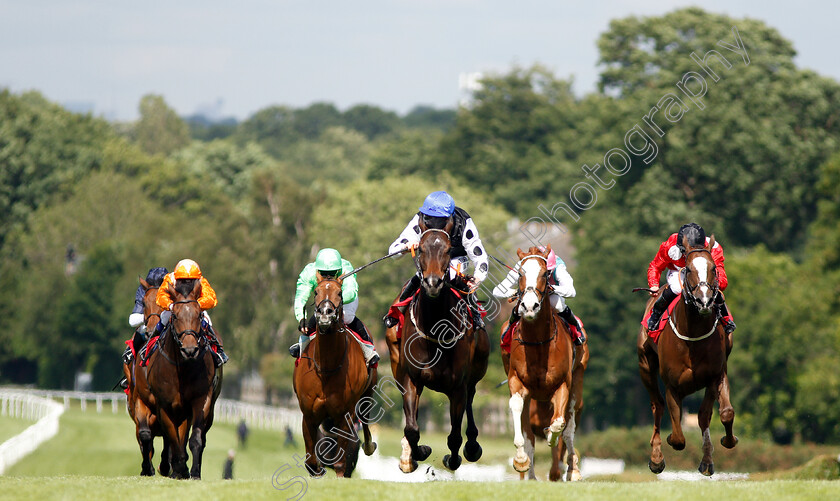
[125,277,170,476]
[638,235,737,476]
[292,275,378,478]
[387,227,489,473]
[501,246,580,480]
[138,278,222,479]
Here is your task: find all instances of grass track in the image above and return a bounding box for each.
[0,415,34,443]
[3,403,840,500]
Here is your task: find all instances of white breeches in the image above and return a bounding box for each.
[666,268,686,294]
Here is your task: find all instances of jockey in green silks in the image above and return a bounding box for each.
[289,248,379,367]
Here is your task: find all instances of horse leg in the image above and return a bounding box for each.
[188,403,208,479]
[546,381,570,448]
[664,387,686,451]
[463,383,482,462]
[508,375,531,474]
[698,385,716,476]
[360,385,378,456]
[160,411,189,479]
[717,371,739,449]
[523,424,536,480]
[442,385,467,471]
[136,421,155,476]
[159,433,171,477]
[563,354,586,482]
[400,377,430,473]
[639,346,666,473]
[301,416,325,478]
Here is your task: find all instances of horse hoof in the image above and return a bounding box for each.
[721,435,739,449]
[443,454,462,471]
[666,433,685,451]
[140,468,154,477]
[464,441,482,462]
[399,459,418,474]
[699,462,714,476]
[513,455,531,473]
[416,445,432,462]
[364,441,377,456]
[648,459,666,474]
[567,470,583,482]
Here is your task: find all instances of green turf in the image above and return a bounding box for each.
[0,415,36,443]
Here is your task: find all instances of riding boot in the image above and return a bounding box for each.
[558,306,586,346]
[289,317,317,358]
[201,322,228,367]
[715,293,736,334]
[346,317,379,367]
[647,287,678,331]
[383,275,421,328]
[502,309,520,346]
[468,295,484,329]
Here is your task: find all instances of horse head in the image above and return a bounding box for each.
[516,245,551,321]
[682,234,719,315]
[314,275,344,334]
[140,277,164,335]
[416,223,453,298]
[166,278,205,360]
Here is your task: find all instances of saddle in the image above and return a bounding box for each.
[500,313,583,354]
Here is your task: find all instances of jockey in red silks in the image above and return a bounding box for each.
[492,246,586,347]
[646,223,736,333]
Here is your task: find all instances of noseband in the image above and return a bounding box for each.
[168,299,206,354]
[682,248,719,308]
[517,255,551,302]
[314,278,343,330]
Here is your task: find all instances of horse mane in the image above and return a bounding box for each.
[173,278,201,300]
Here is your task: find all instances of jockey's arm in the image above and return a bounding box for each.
[711,242,728,290]
[340,260,359,304]
[491,267,520,298]
[197,277,217,310]
[388,214,421,256]
[551,263,576,298]
[647,240,671,289]
[462,218,489,283]
[293,264,317,322]
[156,273,174,310]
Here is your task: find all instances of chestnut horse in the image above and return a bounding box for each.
[638,235,737,476]
[387,227,489,473]
[124,277,170,476]
[137,278,222,479]
[292,275,378,478]
[502,246,581,481]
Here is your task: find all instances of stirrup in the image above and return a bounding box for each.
[367,353,380,367]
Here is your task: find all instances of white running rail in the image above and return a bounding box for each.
[0,391,64,474]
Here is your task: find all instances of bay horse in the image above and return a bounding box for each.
[389,226,490,473]
[638,234,737,476]
[292,275,378,478]
[139,278,222,479]
[124,277,170,476]
[502,246,581,481]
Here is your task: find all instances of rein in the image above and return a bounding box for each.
[153,299,206,366]
[407,294,467,345]
[302,278,348,376]
[672,248,721,341]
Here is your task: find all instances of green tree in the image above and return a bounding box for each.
[133,94,190,156]
[342,104,401,140]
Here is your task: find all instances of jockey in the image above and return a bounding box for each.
[646,223,736,333]
[119,266,168,389]
[288,248,379,367]
[492,247,586,346]
[383,190,488,329]
[153,259,229,367]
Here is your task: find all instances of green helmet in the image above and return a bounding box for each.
[315,248,342,272]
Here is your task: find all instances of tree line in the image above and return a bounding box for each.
[1,7,839,443]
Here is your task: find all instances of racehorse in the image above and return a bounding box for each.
[638,234,737,476]
[139,278,222,479]
[502,246,582,481]
[388,225,490,473]
[125,277,170,476]
[293,275,378,478]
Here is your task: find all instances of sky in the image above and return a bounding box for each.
[0,1,836,122]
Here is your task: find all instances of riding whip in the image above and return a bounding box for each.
[338,248,409,281]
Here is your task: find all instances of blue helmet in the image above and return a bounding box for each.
[419,191,455,218]
[145,267,169,287]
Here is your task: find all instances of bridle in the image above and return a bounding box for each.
[313,277,344,334]
[517,254,551,303]
[412,229,450,280]
[143,287,161,327]
[159,299,206,364]
[301,277,348,375]
[681,248,720,309]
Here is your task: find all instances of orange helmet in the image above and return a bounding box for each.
[174,259,202,279]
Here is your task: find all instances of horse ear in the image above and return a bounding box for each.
[516,248,526,259]
[418,217,428,232]
[443,217,454,235]
[707,234,716,250]
[191,278,202,298]
[139,276,150,289]
[544,244,552,257]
